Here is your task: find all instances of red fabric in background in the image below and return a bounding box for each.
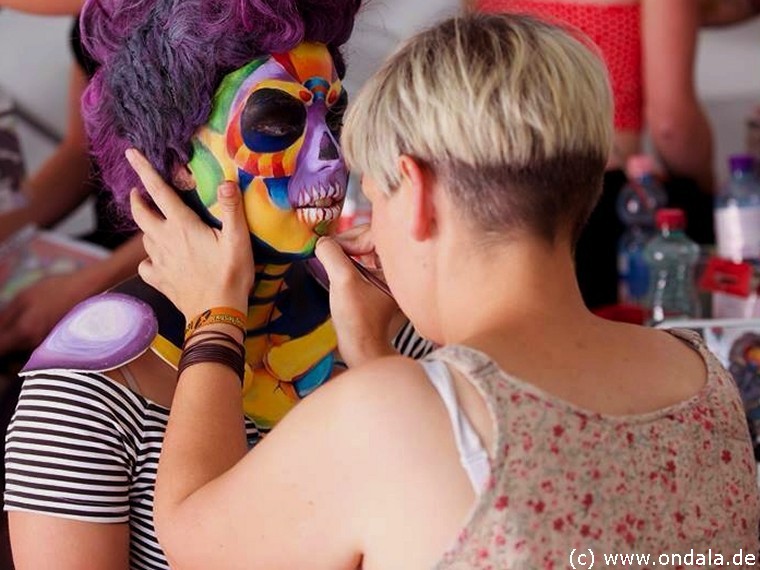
[477,0,643,131]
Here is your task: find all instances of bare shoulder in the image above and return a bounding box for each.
[628,324,706,373]
[277,354,457,469]
[599,321,708,396]
[299,355,439,430]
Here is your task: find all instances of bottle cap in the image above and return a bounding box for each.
[626,155,656,180]
[655,208,686,230]
[729,154,755,174]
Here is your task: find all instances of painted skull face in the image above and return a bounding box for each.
[188,43,348,258]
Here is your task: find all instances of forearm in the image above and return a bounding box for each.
[0,0,83,15]
[20,140,92,229]
[0,141,90,242]
[155,326,248,533]
[649,104,715,193]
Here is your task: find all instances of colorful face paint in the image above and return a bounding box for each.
[189,43,348,259]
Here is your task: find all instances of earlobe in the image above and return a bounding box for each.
[398,155,435,242]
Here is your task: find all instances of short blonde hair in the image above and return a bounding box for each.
[342,13,614,243]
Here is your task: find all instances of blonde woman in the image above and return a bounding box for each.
[130,14,759,569]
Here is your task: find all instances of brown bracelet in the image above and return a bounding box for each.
[183,330,245,351]
[178,332,246,385]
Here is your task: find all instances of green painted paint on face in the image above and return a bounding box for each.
[208,58,268,133]
[188,139,224,207]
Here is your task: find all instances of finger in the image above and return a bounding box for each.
[130,188,165,234]
[315,237,360,286]
[137,258,158,290]
[125,149,187,219]
[140,233,164,267]
[216,181,249,245]
[334,224,375,256]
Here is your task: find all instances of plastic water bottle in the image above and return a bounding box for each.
[616,156,667,306]
[644,209,701,325]
[715,154,760,263]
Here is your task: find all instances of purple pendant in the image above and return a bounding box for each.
[22,293,158,374]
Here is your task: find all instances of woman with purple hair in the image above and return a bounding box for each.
[3,0,364,568]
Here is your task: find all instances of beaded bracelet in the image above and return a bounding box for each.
[184,307,247,340]
[178,330,246,385]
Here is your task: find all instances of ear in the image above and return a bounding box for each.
[172,164,196,192]
[398,155,435,241]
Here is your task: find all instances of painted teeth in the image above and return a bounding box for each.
[297,205,342,224]
[297,183,346,208]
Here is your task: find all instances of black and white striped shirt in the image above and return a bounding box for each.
[393,320,438,360]
[3,324,433,569]
[4,371,262,570]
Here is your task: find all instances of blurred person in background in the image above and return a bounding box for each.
[0,2,144,359]
[468,0,715,309]
[0,3,143,567]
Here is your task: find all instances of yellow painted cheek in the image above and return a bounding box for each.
[243,179,315,253]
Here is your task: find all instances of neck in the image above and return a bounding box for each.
[433,233,593,346]
[247,262,292,331]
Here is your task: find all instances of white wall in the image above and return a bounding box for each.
[0,10,71,180]
[696,18,760,180]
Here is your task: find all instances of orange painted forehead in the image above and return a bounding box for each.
[272,42,339,85]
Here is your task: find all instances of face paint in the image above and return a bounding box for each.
[189,43,348,259]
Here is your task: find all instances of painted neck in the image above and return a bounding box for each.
[246,262,292,331]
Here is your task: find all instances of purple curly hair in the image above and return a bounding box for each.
[80,0,360,221]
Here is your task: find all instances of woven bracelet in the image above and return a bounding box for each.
[178,333,246,385]
[184,307,247,340]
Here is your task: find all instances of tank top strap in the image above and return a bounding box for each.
[663,328,734,395]
[424,344,511,473]
[665,327,708,351]
[420,359,491,495]
[428,345,504,384]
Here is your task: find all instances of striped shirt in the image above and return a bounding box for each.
[393,320,438,360]
[3,323,433,569]
[4,371,262,570]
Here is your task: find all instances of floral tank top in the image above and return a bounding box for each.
[429,330,760,569]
